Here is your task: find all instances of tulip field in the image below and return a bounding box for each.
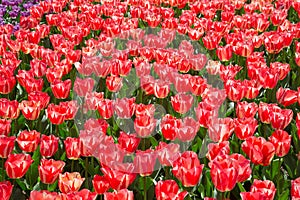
[3,0,300,199]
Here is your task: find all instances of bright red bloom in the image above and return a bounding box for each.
[189,75,207,96]
[0,181,13,200]
[268,130,291,157]
[153,80,170,99]
[28,91,50,109]
[134,149,157,176]
[0,99,19,119]
[234,118,258,140]
[19,100,42,120]
[250,179,276,200]
[0,119,11,136]
[241,136,275,166]
[240,192,265,200]
[58,172,85,194]
[176,117,200,142]
[161,114,181,141]
[61,189,97,200]
[39,158,65,184]
[229,154,252,183]
[258,102,280,124]
[60,101,78,120]
[64,137,81,160]
[5,153,33,179]
[46,103,67,125]
[16,130,40,153]
[51,79,72,99]
[92,175,110,194]
[171,93,194,114]
[104,189,134,200]
[118,132,140,154]
[270,108,293,130]
[0,135,15,158]
[210,156,238,192]
[291,177,300,199]
[97,99,114,119]
[29,190,60,200]
[40,135,59,158]
[134,116,156,138]
[172,151,203,187]
[206,141,230,162]
[106,76,123,92]
[114,97,136,119]
[155,180,187,200]
[156,142,180,167]
[0,70,16,94]
[216,44,233,61]
[276,87,297,107]
[101,165,136,190]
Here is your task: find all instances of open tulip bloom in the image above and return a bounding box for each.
[1,0,300,199]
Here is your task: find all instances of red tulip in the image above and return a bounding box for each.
[114,97,136,119]
[134,115,156,138]
[241,136,275,166]
[270,62,290,81]
[0,99,19,119]
[29,190,60,200]
[58,172,85,194]
[51,79,72,99]
[234,118,258,140]
[225,80,245,102]
[189,75,207,96]
[268,130,291,157]
[236,101,258,119]
[270,108,293,130]
[28,91,50,109]
[29,58,47,77]
[216,44,233,61]
[153,80,170,99]
[60,101,78,120]
[101,165,136,190]
[74,77,95,97]
[64,137,81,160]
[0,119,11,136]
[104,189,134,200]
[270,9,288,26]
[258,102,280,124]
[173,74,192,93]
[210,156,238,192]
[117,132,140,154]
[39,158,65,184]
[19,100,42,120]
[5,153,33,179]
[134,149,157,176]
[229,154,252,183]
[250,179,276,200]
[291,177,300,199]
[92,175,110,194]
[172,151,203,187]
[264,33,285,54]
[276,87,297,107]
[16,130,40,152]
[0,70,16,95]
[202,32,222,50]
[106,76,123,92]
[46,103,67,125]
[208,118,234,142]
[0,181,13,200]
[176,117,200,142]
[171,93,194,114]
[97,99,114,119]
[206,141,230,162]
[40,135,59,158]
[0,135,15,158]
[161,114,181,141]
[156,142,180,167]
[240,192,265,200]
[155,180,187,200]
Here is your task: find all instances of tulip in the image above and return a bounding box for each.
[104,189,134,200]
[0,181,13,200]
[229,154,251,183]
[19,100,42,120]
[208,118,234,142]
[5,153,33,179]
[0,119,11,136]
[241,136,275,166]
[250,179,276,200]
[276,87,297,107]
[62,189,97,200]
[171,93,194,114]
[117,132,140,154]
[0,99,19,119]
[92,175,110,194]
[60,101,78,120]
[240,192,265,200]
[216,44,233,61]
[74,77,95,97]
[155,180,187,200]
[51,79,72,99]
[172,151,203,187]
[16,130,40,152]
[234,118,258,140]
[97,99,114,119]
[153,80,170,99]
[206,141,230,162]
[114,97,136,119]
[39,159,65,184]
[176,117,200,142]
[291,177,300,199]
[268,130,291,157]
[28,91,50,109]
[236,102,258,119]
[156,142,180,167]
[106,76,123,92]
[40,135,59,158]
[210,156,238,192]
[58,172,85,193]
[64,137,81,160]
[160,114,181,141]
[0,135,15,158]
[46,103,67,125]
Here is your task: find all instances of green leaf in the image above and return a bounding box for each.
[138,176,153,191]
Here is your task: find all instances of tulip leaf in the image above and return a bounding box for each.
[47,180,58,192]
[138,176,153,191]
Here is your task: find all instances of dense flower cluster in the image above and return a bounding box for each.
[1,0,300,199]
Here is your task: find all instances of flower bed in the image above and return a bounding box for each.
[1,0,300,199]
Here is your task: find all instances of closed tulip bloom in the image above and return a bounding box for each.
[160,114,181,141]
[153,80,170,99]
[156,142,180,167]
[106,76,123,92]
[74,77,95,97]
[0,181,13,200]
[16,130,40,153]
[28,91,50,109]
[234,118,258,140]
[276,87,297,107]
[236,101,258,119]
[104,189,134,200]
[117,132,140,154]
[210,156,238,192]
[134,116,156,138]
[58,172,85,194]
[216,44,233,61]
[172,151,203,187]
[39,159,65,184]
[268,130,291,157]
[0,119,11,136]
[61,189,97,200]
[97,99,114,119]
[240,192,265,200]
[155,180,187,200]
[208,118,234,142]
[40,135,59,158]
[250,179,276,200]
[206,141,230,162]
[291,177,300,199]
[229,154,252,183]
[51,79,72,99]
[242,136,275,166]
[64,137,81,160]
[92,175,110,194]
[0,99,19,119]
[114,97,136,119]
[171,93,194,114]
[0,135,15,158]
[30,190,61,200]
[5,153,33,179]
[46,103,67,125]
[176,117,200,142]
[19,100,42,120]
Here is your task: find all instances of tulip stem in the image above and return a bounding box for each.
[71,160,74,172]
[144,176,147,200]
[1,158,4,181]
[85,157,89,189]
